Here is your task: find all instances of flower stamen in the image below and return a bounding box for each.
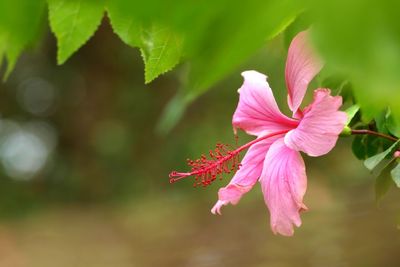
[169,130,289,187]
[169,143,241,187]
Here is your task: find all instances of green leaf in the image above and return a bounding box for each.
[375,161,395,202]
[344,104,359,125]
[48,0,105,64]
[142,25,183,83]
[0,1,45,78]
[364,139,400,171]
[107,4,182,83]
[391,163,400,188]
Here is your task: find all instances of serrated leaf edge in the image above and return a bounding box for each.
[144,30,182,84]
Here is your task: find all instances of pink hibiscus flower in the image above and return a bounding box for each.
[170,31,347,236]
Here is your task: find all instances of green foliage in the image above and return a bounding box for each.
[2,0,400,131]
[108,0,303,130]
[48,0,105,64]
[0,0,302,94]
[108,0,303,95]
[351,108,400,200]
[0,0,45,78]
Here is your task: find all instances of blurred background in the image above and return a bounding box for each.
[0,18,399,267]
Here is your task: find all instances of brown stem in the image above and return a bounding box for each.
[351,129,398,142]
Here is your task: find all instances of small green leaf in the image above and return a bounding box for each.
[142,25,183,83]
[344,104,359,125]
[375,162,395,202]
[390,163,400,188]
[364,140,400,171]
[48,0,105,64]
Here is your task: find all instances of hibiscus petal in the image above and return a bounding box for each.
[285,30,323,115]
[211,135,282,215]
[284,89,347,157]
[232,70,297,136]
[260,139,307,236]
